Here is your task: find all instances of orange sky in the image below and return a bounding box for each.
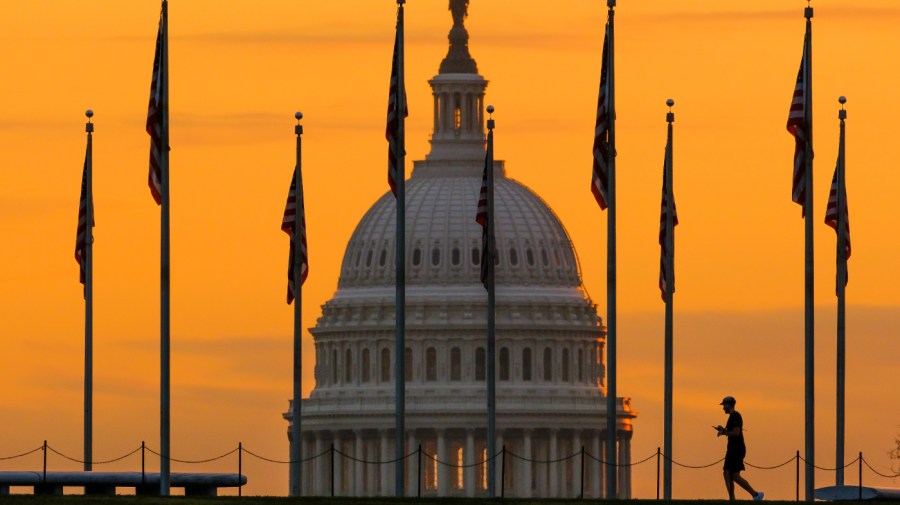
[1,0,898,498]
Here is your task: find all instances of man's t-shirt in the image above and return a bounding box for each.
[725,410,746,454]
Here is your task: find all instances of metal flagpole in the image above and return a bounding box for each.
[835,96,847,486]
[604,0,618,499]
[290,112,304,496]
[663,99,675,500]
[486,107,496,498]
[159,0,171,496]
[84,109,94,472]
[803,4,815,501]
[394,0,407,497]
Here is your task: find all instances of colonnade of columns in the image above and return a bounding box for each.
[297,427,632,498]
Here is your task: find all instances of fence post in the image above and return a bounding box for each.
[858,451,862,501]
[657,447,661,500]
[238,442,242,497]
[501,446,506,499]
[417,444,422,498]
[141,441,146,483]
[580,446,585,499]
[795,450,800,502]
[330,443,335,497]
[42,440,47,482]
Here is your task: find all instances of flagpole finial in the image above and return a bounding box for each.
[607,0,616,8]
[295,112,303,135]
[86,109,94,120]
[398,0,405,5]
[805,2,813,19]
[486,105,494,130]
[295,111,303,122]
[85,110,94,132]
[838,96,846,107]
[666,99,675,123]
[838,97,847,120]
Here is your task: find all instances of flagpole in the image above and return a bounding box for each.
[159,0,171,496]
[802,4,815,501]
[604,0,618,499]
[485,106,497,498]
[663,99,675,500]
[835,96,847,487]
[84,109,94,473]
[393,0,407,497]
[290,112,304,497]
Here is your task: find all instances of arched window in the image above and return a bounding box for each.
[562,348,570,382]
[526,248,535,266]
[454,105,462,133]
[413,248,422,266]
[543,347,553,382]
[405,347,413,382]
[426,347,437,381]
[450,347,461,381]
[509,248,519,266]
[331,349,338,384]
[366,249,373,267]
[499,347,510,381]
[431,247,441,266]
[452,247,461,266]
[522,347,532,381]
[379,249,387,267]
[541,249,550,266]
[472,247,480,266]
[345,349,353,383]
[361,348,371,383]
[475,347,486,381]
[578,348,584,382]
[381,348,391,382]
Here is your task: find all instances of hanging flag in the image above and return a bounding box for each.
[386,4,407,198]
[477,151,489,289]
[282,168,309,304]
[786,36,809,216]
[591,25,611,210]
[658,144,677,301]
[825,162,850,286]
[146,6,165,205]
[75,151,94,290]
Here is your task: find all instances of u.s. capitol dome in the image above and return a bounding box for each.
[285,2,636,498]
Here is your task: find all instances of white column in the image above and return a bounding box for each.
[521,430,532,498]
[622,431,632,498]
[496,431,505,496]
[354,431,364,496]
[333,436,343,496]
[437,429,448,496]
[380,430,390,496]
[537,435,547,497]
[591,431,601,499]
[465,429,475,497]
[407,430,418,496]
[572,430,582,498]
[315,434,327,496]
[549,429,558,497]
[617,431,626,499]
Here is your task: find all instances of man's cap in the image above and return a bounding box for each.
[719,396,736,405]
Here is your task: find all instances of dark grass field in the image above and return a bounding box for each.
[0,497,895,505]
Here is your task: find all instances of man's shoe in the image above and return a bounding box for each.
[754,491,765,501]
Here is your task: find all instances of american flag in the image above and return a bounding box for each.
[386,4,407,198]
[477,150,489,289]
[591,25,611,210]
[787,36,809,216]
[75,150,94,291]
[282,168,309,304]
[146,5,165,205]
[825,161,850,284]
[658,145,678,301]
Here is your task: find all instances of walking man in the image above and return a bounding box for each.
[715,396,764,501]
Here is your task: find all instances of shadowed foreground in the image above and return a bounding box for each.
[0,497,897,505]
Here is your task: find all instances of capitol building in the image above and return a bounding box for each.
[284,2,636,498]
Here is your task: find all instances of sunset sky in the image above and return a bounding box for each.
[1,0,898,498]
